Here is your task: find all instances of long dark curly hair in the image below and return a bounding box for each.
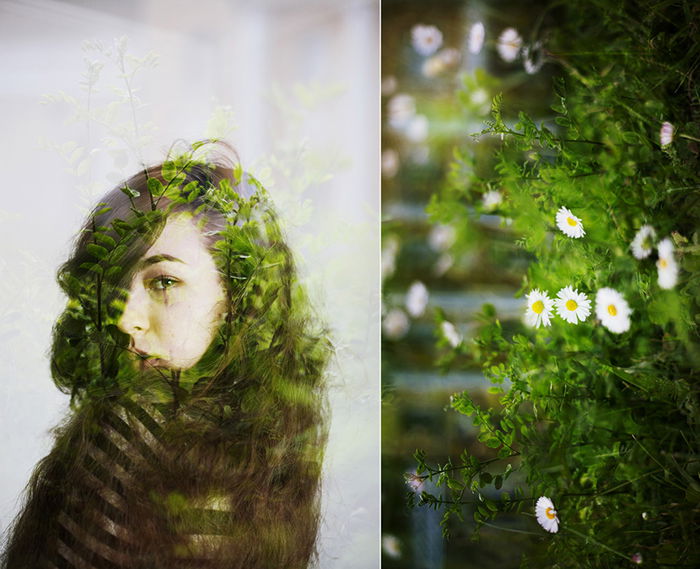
[1,141,330,569]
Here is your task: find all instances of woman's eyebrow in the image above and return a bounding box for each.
[139,254,185,269]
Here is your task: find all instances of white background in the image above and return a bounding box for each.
[0,0,379,566]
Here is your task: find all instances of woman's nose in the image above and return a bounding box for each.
[117,284,149,336]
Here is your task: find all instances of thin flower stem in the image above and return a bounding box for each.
[548,50,647,56]
[679,133,700,143]
[598,468,662,496]
[419,453,520,480]
[501,128,605,146]
[481,521,542,536]
[631,434,668,473]
[564,526,630,561]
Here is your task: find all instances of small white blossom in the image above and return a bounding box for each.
[406,281,429,317]
[630,224,656,259]
[468,21,485,54]
[382,535,401,559]
[433,252,453,277]
[596,287,632,333]
[523,41,544,74]
[555,286,591,324]
[482,190,503,211]
[411,24,443,56]
[440,321,462,348]
[470,88,491,114]
[497,27,522,62]
[382,308,410,339]
[535,496,559,533]
[421,57,443,78]
[555,206,585,238]
[405,114,429,143]
[660,121,674,147]
[387,94,416,129]
[405,469,425,493]
[524,289,554,328]
[657,237,679,289]
[381,75,397,96]
[428,224,456,252]
[382,236,400,280]
[422,47,461,76]
[471,88,489,105]
[382,148,399,179]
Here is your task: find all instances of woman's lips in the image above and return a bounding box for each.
[130,345,168,369]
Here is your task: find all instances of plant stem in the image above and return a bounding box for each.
[564,526,630,561]
[481,521,542,536]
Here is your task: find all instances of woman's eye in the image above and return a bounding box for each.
[147,275,180,291]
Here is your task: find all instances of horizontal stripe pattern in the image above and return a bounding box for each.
[36,397,240,568]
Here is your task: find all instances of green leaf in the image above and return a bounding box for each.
[120,185,140,199]
[147,177,164,197]
[86,243,108,260]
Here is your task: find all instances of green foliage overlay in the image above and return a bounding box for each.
[414,2,700,567]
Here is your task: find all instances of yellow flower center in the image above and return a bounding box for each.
[565,299,578,311]
[532,300,545,314]
[566,216,577,226]
[607,304,617,316]
[658,258,668,269]
[546,507,557,520]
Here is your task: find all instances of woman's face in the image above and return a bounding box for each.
[117,214,225,370]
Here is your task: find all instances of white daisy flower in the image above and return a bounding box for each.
[524,289,554,328]
[555,286,591,324]
[471,88,489,106]
[468,21,485,54]
[382,535,401,559]
[382,308,410,340]
[405,469,425,493]
[381,236,400,280]
[406,281,429,317]
[421,56,444,78]
[428,224,456,252]
[523,41,544,74]
[482,190,503,211]
[660,121,674,147]
[555,206,585,238]
[423,47,462,76]
[535,496,559,533]
[405,114,429,143]
[433,252,453,277]
[387,93,416,129]
[595,287,632,333]
[658,236,674,259]
[438,47,461,67]
[381,148,399,179]
[497,27,522,62]
[657,237,679,289]
[630,224,656,259]
[440,321,462,348]
[411,24,443,56]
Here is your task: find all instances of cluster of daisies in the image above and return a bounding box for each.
[525,205,681,334]
[526,286,631,334]
[409,22,545,76]
[630,225,679,289]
